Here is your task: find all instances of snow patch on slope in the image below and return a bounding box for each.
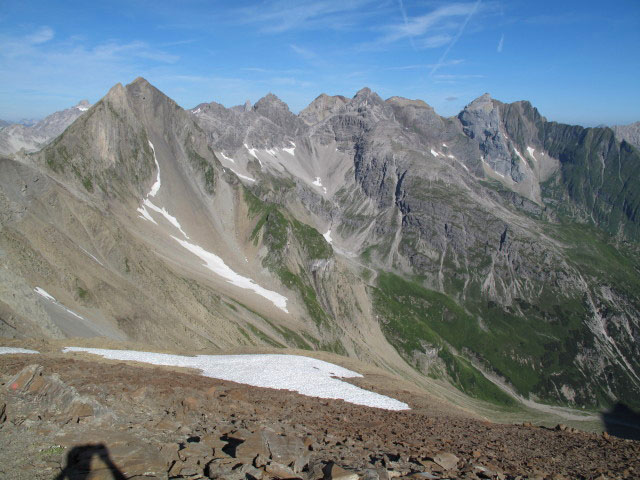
[244,143,262,166]
[323,229,332,244]
[171,236,288,312]
[219,152,235,163]
[283,141,296,155]
[312,177,327,193]
[229,168,255,183]
[137,204,157,224]
[79,247,104,267]
[34,287,55,302]
[513,148,525,163]
[34,287,88,321]
[148,141,161,197]
[144,199,189,239]
[136,141,189,239]
[0,347,39,355]
[526,146,537,162]
[62,348,410,411]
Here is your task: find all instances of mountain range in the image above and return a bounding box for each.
[0,100,90,156]
[1,77,639,415]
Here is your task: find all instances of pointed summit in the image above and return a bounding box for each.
[299,93,347,125]
[254,93,290,111]
[74,100,91,112]
[351,87,385,108]
[354,87,373,98]
[130,76,151,87]
[464,93,495,112]
[253,93,305,134]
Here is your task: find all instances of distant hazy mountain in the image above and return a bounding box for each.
[1,77,639,413]
[0,100,90,155]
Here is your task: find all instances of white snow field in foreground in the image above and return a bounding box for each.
[0,347,39,355]
[171,236,289,312]
[62,348,410,411]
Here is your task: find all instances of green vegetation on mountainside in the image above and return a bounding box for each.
[542,125,640,240]
[370,270,635,409]
[244,189,333,328]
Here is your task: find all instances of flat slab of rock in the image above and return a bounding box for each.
[430,452,459,471]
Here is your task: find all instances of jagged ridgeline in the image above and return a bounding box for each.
[1,77,639,412]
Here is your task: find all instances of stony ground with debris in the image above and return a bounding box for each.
[0,351,638,480]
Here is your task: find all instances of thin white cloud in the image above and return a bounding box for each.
[290,44,317,60]
[27,26,54,45]
[434,74,485,79]
[383,59,464,71]
[497,33,504,53]
[418,34,453,49]
[237,0,375,33]
[429,0,482,76]
[381,3,478,44]
[397,0,417,50]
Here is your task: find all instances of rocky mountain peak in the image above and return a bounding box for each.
[386,96,432,110]
[349,87,387,112]
[299,93,348,125]
[74,100,91,112]
[354,87,373,98]
[253,93,305,134]
[131,76,151,87]
[464,93,494,112]
[254,93,289,111]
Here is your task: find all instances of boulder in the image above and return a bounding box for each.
[265,461,300,479]
[323,462,360,480]
[429,452,459,471]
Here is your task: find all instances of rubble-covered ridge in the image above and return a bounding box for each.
[1,354,638,480]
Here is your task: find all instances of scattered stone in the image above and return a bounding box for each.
[324,462,360,480]
[179,440,213,460]
[263,429,307,470]
[430,452,459,471]
[236,462,264,479]
[265,461,299,479]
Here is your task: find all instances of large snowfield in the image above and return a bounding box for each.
[63,347,410,411]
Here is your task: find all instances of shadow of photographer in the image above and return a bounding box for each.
[55,443,126,480]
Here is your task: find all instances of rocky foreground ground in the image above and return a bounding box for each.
[0,351,638,480]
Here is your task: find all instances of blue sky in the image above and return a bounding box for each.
[0,0,639,126]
